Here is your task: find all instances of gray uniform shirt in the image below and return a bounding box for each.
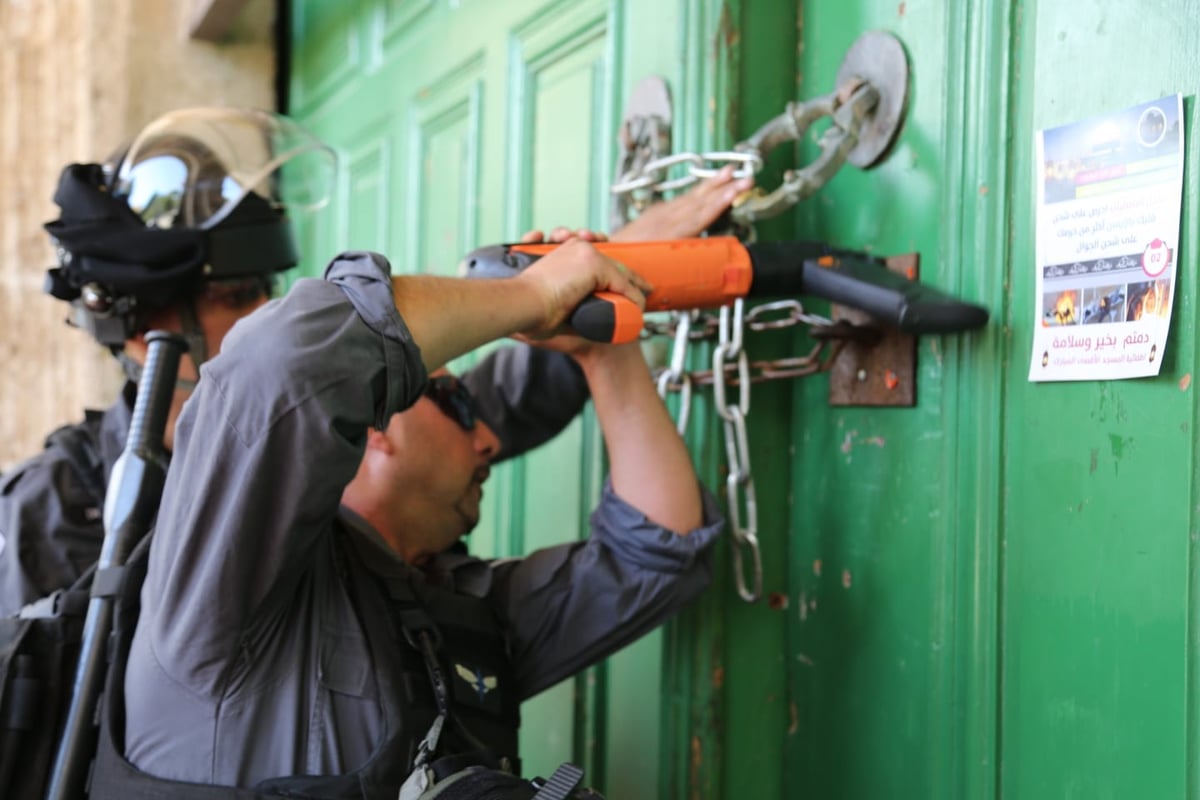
[124,251,723,787]
[0,339,587,618]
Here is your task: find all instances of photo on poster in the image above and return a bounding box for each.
[1080,285,1124,325]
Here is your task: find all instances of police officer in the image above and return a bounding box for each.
[109,237,728,798]
[96,154,750,799]
[0,107,627,616]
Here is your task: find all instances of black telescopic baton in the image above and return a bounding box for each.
[44,331,188,800]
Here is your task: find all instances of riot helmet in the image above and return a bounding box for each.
[43,107,336,366]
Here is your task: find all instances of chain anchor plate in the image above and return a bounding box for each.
[828,253,920,407]
[836,30,910,169]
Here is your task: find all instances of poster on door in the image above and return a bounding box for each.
[1029,94,1184,382]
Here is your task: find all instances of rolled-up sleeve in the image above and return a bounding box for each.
[142,251,426,696]
[487,482,724,699]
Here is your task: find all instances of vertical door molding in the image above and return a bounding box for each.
[503,0,613,235]
[936,1,1016,799]
[403,53,486,276]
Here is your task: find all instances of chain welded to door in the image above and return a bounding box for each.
[616,32,910,602]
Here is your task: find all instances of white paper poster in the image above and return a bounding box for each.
[1029,95,1185,382]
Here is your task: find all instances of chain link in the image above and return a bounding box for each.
[729,81,879,227]
[655,311,694,436]
[614,82,878,230]
[710,300,761,603]
[644,299,833,341]
[745,299,832,330]
[655,341,843,389]
[612,151,762,196]
[612,81,878,227]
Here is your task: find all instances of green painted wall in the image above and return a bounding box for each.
[290,1,1200,798]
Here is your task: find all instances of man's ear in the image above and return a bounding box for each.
[122,330,150,364]
[365,427,394,455]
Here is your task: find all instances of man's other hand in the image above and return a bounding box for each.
[613,164,753,242]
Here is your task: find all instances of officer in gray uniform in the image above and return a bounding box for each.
[0,108,591,617]
[115,241,726,797]
[9,106,750,798]
[103,161,753,796]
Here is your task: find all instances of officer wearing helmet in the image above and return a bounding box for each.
[6,105,750,798]
[0,107,599,616]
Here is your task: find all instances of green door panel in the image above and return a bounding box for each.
[786,2,1200,800]
[1003,3,1200,799]
[782,7,959,798]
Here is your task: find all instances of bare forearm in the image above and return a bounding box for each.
[391,275,544,370]
[579,345,702,534]
[392,238,648,370]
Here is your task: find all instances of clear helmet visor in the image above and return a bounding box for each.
[111,107,336,230]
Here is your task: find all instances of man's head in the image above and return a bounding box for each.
[342,370,502,565]
[43,107,336,387]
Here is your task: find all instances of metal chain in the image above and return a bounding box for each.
[656,341,844,389]
[612,80,878,227]
[649,300,861,603]
[655,310,694,436]
[729,81,878,227]
[710,300,761,603]
[611,150,762,196]
[644,299,834,340]
[623,78,885,604]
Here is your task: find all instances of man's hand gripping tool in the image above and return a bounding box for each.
[461,238,989,343]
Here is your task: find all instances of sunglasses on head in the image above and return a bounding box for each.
[424,374,477,431]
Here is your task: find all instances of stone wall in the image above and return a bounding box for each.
[0,0,276,468]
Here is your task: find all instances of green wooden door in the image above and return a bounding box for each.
[293,1,1199,798]
[287,2,786,795]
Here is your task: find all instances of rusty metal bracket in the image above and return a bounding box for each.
[828,254,918,406]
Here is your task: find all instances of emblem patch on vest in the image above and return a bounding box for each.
[453,662,502,713]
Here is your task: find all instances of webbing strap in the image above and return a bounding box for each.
[385,574,500,777]
[0,655,40,730]
[531,764,585,800]
[17,588,88,619]
[91,566,127,599]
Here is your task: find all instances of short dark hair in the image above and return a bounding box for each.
[198,275,277,311]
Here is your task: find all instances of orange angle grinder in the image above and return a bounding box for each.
[460,237,989,344]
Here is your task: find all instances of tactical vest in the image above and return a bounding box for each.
[89,526,521,799]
